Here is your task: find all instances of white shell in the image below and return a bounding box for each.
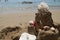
[50,27,55,31]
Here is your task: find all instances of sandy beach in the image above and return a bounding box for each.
[0,11,35,30]
[0,11,35,40]
[50,9,60,25]
[0,8,60,40]
[0,0,60,40]
[0,8,60,30]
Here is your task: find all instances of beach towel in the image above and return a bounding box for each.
[19,32,36,40]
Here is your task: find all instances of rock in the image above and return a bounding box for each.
[38,29,59,40]
[1,26,21,33]
[13,36,20,40]
[0,26,22,40]
[28,26,36,35]
[22,1,33,4]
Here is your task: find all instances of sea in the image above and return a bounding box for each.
[0,0,60,14]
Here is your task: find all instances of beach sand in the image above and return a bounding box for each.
[51,9,60,25]
[0,9,60,29]
[0,12,35,30]
[0,11,35,40]
[0,8,60,40]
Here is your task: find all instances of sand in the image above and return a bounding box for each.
[0,9,60,29]
[0,12,35,30]
[0,12,35,40]
[0,8,60,40]
[50,9,60,25]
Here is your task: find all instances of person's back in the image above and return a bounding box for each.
[35,2,55,36]
[37,9,54,27]
[35,2,54,29]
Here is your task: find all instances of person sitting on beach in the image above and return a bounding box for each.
[28,20,36,29]
[28,20,36,35]
[35,2,55,36]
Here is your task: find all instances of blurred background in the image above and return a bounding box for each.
[0,0,60,14]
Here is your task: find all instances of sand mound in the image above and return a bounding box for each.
[0,26,22,40]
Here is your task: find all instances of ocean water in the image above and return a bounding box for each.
[0,0,60,14]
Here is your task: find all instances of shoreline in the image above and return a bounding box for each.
[0,6,60,15]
